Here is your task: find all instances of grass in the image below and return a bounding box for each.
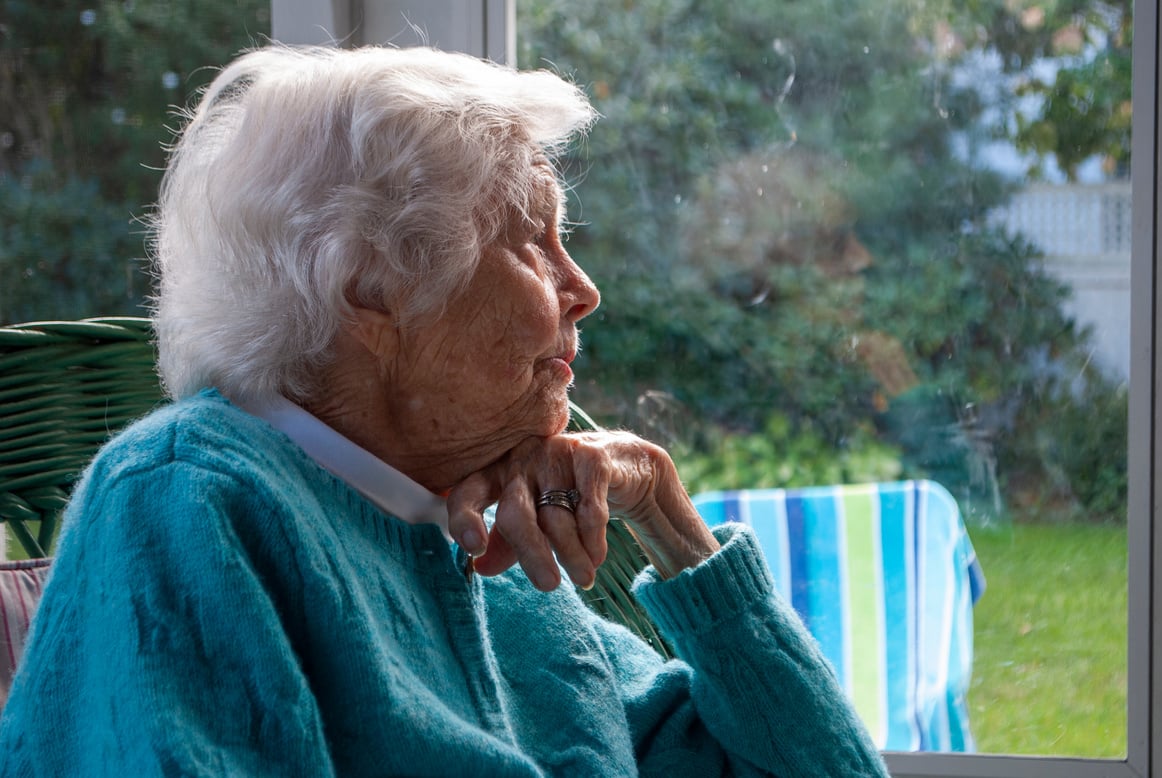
[967,521,1127,758]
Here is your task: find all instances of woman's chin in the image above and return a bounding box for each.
[540,394,573,436]
[512,382,574,439]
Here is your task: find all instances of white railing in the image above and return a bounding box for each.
[994,181,1132,257]
[990,181,1132,381]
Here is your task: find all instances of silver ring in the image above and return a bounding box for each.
[536,488,581,513]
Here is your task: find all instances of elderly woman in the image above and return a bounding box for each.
[0,46,888,777]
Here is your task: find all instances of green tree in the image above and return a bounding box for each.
[945,0,1133,179]
[0,0,270,322]
[520,0,1121,520]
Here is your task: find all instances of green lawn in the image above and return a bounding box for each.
[967,521,1127,758]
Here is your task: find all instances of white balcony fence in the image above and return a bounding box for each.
[990,181,1132,381]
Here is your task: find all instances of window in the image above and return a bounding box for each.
[511,1,1148,774]
[0,0,271,323]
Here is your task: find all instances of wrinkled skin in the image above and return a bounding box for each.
[313,163,719,590]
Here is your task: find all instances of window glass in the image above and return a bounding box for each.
[519,0,1130,758]
[0,0,271,323]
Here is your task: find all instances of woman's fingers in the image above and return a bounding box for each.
[572,447,611,570]
[567,431,720,579]
[529,438,601,588]
[493,476,564,591]
[445,470,494,557]
[471,530,516,577]
[449,430,702,590]
[487,457,596,591]
[536,501,596,590]
[447,435,611,591]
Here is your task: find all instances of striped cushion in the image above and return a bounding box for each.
[0,558,52,710]
[692,480,984,752]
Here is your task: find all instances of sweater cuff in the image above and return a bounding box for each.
[631,523,776,638]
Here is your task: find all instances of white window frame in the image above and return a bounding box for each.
[271,0,513,63]
[270,1,1159,775]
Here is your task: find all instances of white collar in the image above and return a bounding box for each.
[235,394,451,540]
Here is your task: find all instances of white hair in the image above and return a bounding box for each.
[150,44,596,403]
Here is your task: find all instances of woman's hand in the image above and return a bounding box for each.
[446,431,720,591]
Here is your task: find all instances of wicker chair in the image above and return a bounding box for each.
[0,316,666,655]
[0,318,163,559]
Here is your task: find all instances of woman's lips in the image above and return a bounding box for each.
[547,356,574,381]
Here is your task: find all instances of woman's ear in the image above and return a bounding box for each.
[347,306,398,361]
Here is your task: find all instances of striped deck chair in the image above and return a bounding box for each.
[0,559,52,707]
[691,479,985,752]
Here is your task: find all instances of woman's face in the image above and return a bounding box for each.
[383,166,601,471]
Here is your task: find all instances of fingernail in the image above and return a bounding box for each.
[461,529,485,556]
[577,569,596,591]
[537,571,561,592]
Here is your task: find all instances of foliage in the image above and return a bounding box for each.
[0,161,144,322]
[672,414,904,496]
[1049,378,1128,520]
[913,0,1133,178]
[1,0,1129,524]
[1015,43,1133,179]
[1006,364,1129,521]
[522,0,1126,522]
[0,0,270,322]
[1000,0,1132,179]
[877,384,1007,524]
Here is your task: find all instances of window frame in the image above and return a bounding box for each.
[272,1,1157,775]
[271,0,513,61]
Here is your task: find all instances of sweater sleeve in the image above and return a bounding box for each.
[598,523,890,778]
[0,459,335,778]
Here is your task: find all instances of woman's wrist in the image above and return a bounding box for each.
[640,524,720,579]
[624,453,720,579]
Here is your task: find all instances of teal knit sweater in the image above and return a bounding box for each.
[0,391,888,777]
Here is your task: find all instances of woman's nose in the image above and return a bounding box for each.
[558,251,601,322]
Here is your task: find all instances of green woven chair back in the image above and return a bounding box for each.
[0,318,164,558]
[565,405,670,657]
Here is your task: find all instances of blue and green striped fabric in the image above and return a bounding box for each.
[691,479,984,752]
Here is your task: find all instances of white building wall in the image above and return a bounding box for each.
[993,182,1132,382]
